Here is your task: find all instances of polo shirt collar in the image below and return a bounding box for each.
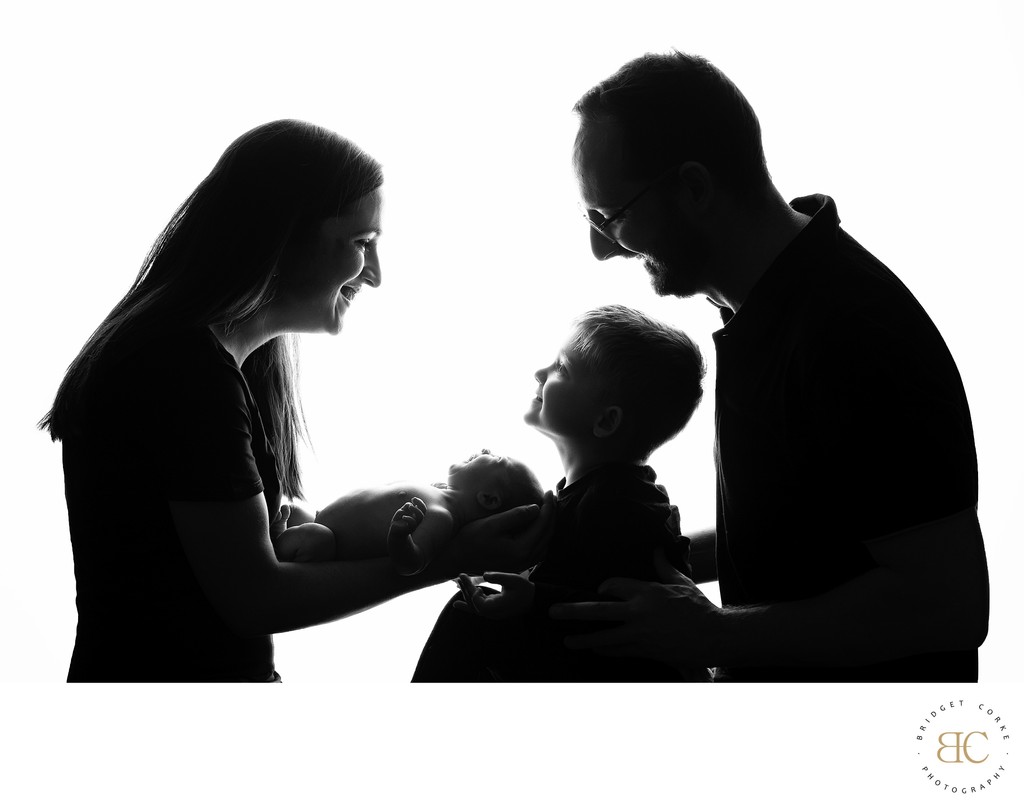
[713,194,839,337]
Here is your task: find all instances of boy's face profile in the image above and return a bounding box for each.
[525,346,611,443]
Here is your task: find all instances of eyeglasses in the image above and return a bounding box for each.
[580,164,681,244]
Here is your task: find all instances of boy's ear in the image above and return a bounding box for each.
[476,491,503,512]
[593,405,623,438]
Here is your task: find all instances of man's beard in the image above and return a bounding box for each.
[643,253,693,298]
[640,233,710,298]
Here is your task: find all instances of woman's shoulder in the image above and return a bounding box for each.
[94,327,247,418]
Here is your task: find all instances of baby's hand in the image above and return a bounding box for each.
[452,572,535,619]
[389,497,426,537]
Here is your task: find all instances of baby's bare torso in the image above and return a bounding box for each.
[315,481,449,547]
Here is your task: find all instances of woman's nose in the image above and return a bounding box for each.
[361,249,382,288]
[534,367,547,384]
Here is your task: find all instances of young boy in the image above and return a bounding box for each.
[272,450,544,575]
[413,304,708,681]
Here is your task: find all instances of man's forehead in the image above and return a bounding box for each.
[573,120,631,207]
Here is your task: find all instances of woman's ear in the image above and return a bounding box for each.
[593,405,623,438]
[476,491,503,512]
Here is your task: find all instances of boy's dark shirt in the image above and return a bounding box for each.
[713,194,979,682]
[413,463,702,682]
[62,328,280,682]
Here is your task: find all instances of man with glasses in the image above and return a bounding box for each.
[550,51,988,682]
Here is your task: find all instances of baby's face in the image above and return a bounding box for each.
[447,450,505,492]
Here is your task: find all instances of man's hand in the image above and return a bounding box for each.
[452,572,535,619]
[443,491,556,575]
[548,546,722,669]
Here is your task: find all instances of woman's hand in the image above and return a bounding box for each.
[440,490,556,576]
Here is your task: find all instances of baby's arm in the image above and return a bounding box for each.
[272,522,337,563]
[387,497,456,576]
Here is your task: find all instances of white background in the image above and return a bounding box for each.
[2,1,1021,805]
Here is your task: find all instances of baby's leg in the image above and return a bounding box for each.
[273,523,336,562]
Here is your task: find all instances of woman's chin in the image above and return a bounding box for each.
[328,297,350,334]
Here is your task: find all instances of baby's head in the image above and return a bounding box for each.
[445,449,545,520]
[526,304,706,461]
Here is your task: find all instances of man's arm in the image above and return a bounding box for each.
[550,507,988,670]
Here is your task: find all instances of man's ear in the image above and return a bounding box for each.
[476,491,503,512]
[676,161,714,212]
[593,405,623,438]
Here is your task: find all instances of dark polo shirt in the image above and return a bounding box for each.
[713,194,979,682]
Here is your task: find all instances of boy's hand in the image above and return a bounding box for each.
[452,572,535,619]
[445,491,556,575]
[389,497,426,537]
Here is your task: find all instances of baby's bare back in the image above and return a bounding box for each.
[315,481,448,558]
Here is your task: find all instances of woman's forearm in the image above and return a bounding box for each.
[236,555,446,636]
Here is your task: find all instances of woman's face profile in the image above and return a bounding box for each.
[271,187,384,336]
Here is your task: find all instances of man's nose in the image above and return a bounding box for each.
[590,228,629,261]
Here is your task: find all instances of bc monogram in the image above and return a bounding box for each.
[936,731,989,764]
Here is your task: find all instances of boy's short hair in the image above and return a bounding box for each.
[566,304,706,459]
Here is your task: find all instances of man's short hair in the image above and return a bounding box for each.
[574,51,771,197]
[566,304,706,459]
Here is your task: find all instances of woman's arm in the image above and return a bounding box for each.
[169,492,554,637]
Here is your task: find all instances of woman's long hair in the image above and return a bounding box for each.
[40,120,384,499]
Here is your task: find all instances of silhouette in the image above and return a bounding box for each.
[550,51,987,682]
[414,305,710,681]
[272,449,543,575]
[39,120,551,682]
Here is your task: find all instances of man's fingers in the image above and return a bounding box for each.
[548,599,631,622]
[562,625,638,650]
[595,576,652,600]
[481,571,526,587]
